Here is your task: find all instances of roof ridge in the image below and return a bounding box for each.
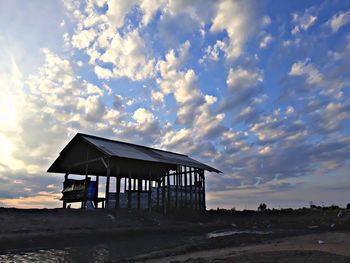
[77,133,189,157]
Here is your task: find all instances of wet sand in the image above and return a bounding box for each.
[0,208,349,262]
[133,231,350,263]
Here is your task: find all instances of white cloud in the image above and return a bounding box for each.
[99,29,156,81]
[291,11,317,35]
[94,65,113,79]
[261,15,271,26]
[259,34,273,49]
[227,67,263,89]
[285,106,295,115]
[150,89,165,106]
[289,58,323,85]
[71,28,97,49]
[210,0,257,60]
[105,0,137,30]
[327,11,350,32]
[133,108,155,124]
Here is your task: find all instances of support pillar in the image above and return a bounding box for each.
[194,170,198,211]
[167,173,171,209]
[157,180,160,208]
[189,168,193,210]
[201,170,206,212]
[115,167,120,209]
[137,179,141,209]
[148,173,152,211]
[162,176,166,214]
[184,166,188,208]
[128,171,132,209]
[105,161,111,208]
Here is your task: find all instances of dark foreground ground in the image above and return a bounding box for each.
[0,207,349,262]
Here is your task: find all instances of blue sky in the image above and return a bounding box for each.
[0,0,349,209]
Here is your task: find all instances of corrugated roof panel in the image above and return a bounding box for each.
[79,133,221,173]
[81,135,159,162]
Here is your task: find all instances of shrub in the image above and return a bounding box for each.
[258,203,267,211]
[347,203,350,210]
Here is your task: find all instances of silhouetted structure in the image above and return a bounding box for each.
[47,133,221,212]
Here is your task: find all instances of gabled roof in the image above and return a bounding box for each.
[48,133,221,175]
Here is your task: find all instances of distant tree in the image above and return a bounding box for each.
[258,203,267,211]
[347,203,350,210]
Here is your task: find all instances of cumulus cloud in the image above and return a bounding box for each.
[327,10,350,32]
[210,0,258,60]
[259,34,273,49]
[291,10,317,35]
[99,29,156,80]
[289,58,323,85]
[227,67,263,89]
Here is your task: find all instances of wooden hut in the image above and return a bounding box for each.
[47,133,221,212]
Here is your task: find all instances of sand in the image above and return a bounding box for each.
[0,207,349,262]
[134,231,350,263]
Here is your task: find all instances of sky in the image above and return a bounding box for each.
[0,0,349,210]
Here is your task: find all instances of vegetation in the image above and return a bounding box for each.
[258,203,267,211]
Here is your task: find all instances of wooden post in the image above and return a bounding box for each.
[175,166,179,208]
[184,166,187,208]
[105,160,111,208]
[201,170,206,212]
[148,172,152,211]
[198,172,202,212]
[194,169,198,211]
[83,149,89,210]
[157,180,160,208]
[179,166,183,208]
[167,173,171,209]
[137,179,141,209]
[189,167,193,210]
[162,176,166,214]
[115,167,120,209]
[95,175,99,208]
[128,171,132,209]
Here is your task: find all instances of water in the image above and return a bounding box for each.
[0,229,274,262]
[0,246,119,262]
[207,229,273,238]
[0,232,192,262]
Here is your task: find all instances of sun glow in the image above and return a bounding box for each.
[0,94,17,129]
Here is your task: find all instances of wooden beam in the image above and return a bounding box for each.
[68,157,107,170]
[100,157,108,169]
